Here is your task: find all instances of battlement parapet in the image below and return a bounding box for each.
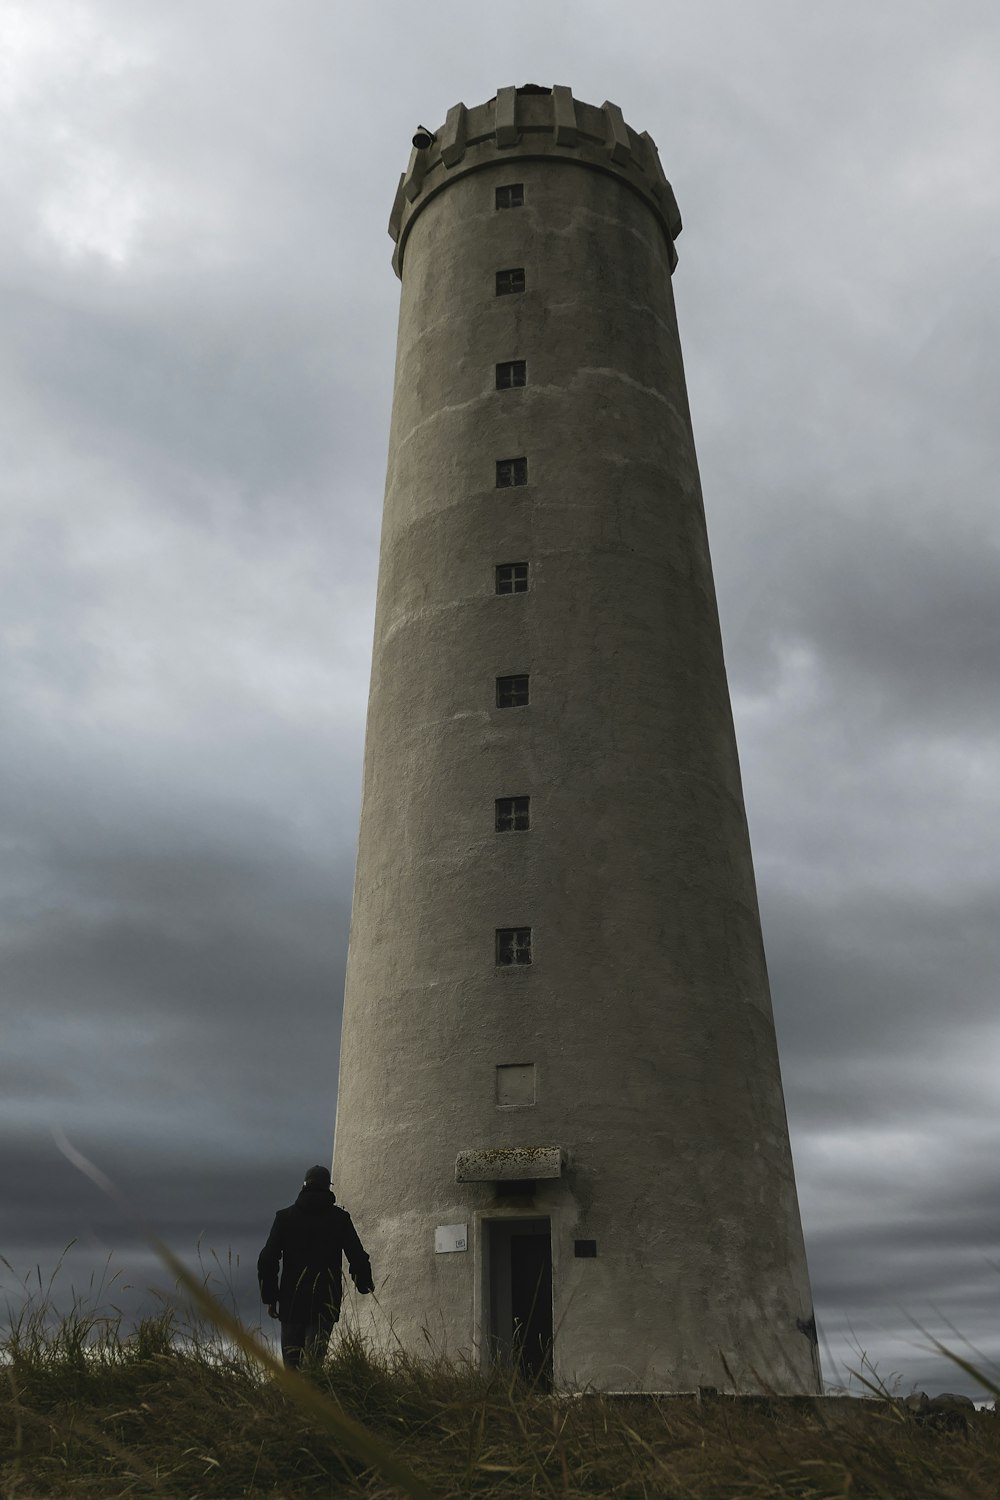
[389,85,682,278]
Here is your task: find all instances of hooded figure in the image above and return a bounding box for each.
[257,1164,374,1368]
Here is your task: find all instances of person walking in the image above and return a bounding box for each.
[257,1164,374,1369]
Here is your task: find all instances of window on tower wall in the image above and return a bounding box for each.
[496,457,528,487]
[495,184,524,209]
[496,927,532,965]
[496,796,530,832]
[496,1063,535,1106]
[496,675,529,708]
[495,563,528,594]
[496,268,525,295]
[496,360,526,390]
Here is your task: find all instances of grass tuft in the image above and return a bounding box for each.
[2,1244,1000,1498]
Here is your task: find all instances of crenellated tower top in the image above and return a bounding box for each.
[388,84,683,278]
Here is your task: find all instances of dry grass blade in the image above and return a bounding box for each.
[4,1392,166,1492]
[916,1332,1000,1402]
[4,1131,996,1498]
[46,1127,433,1500]
[147,1230,434,1500]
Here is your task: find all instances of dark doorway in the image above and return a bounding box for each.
[486,1218,553,1387]
[510,1231,553,1383]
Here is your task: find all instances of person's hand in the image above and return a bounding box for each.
[267,1303,278,1319]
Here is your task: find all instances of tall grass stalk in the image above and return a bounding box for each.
[1,1132,997,1497]
[4,1254,1000,1498]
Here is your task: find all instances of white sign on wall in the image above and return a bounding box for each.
[435,1223,468,1253]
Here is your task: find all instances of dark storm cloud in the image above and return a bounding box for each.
[771,890,1000,1066]
[2,1139,272,1257]
[1,1138,295,1356]
[2,0,999,1396]
[3,281,346,498]
[714,300,1000,734]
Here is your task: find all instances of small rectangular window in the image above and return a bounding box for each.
[496,674,529,708]
[496,457,528,487]
[495,796,530,832]
[495,563,529,594]
[496,928,532,966]
[574,1240,597,1258]
[496,268,525,295]
[496,1063,535,1107]
[496,360,526,390]
[495,184,524,209]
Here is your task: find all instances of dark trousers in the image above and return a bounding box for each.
[280,1308,338,1369]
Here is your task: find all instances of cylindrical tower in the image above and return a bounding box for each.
[334,85,821,1395]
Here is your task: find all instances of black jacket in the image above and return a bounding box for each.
[257,1187,374,1321]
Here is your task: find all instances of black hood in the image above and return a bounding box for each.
[295,1186,338,1214]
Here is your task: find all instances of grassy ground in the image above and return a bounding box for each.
[2,1249,999,1499]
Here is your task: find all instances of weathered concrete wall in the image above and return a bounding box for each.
[333,86,821,1394]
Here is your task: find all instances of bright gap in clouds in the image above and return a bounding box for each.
[2,2,153,267]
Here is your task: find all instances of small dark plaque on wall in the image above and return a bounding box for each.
[574,1239,597,1258]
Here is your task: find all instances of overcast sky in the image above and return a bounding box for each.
[2,0,999,1399]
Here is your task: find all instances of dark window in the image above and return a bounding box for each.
[496,927,532,965]
[496,457,528,487]
[496,360,526,390]
[496,796,530,832]
[495,183,524,209]
[496,268,526,295]
[574,1240,597,1259]
[496,674,529,708]
[495,562,529,594]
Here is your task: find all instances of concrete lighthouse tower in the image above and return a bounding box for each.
[333,85,821,1395]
